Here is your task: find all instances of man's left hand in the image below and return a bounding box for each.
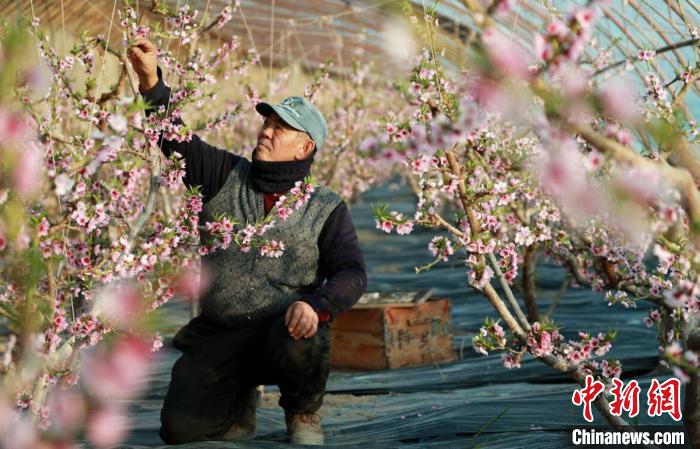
[285,301,318,340]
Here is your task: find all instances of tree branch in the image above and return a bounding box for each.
[594,38,700,77]
[97,65,128,105]
[543,273,569,320]
[445,149,531,330]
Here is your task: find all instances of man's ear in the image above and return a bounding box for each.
[297,138,316,160]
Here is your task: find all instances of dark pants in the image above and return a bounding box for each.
[159,312,331,444]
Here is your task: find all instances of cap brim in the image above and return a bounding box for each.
[255,102,308,135]
[255,102,275,117]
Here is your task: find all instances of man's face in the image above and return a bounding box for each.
[255,112,314,162]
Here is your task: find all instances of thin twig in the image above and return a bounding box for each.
[594,38,700,76]
[543,273,569,320]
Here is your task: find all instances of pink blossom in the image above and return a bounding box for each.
[0,108,30,144]
[468,265,494,290]
[82,335,153,400]
[473,341,488,356]
[46,388,86,434]
[600,80,637,123]
[573,7,596,30]
[0,416,38,449]
[377,220,393,233]
[663,280,697,308]
[108,114,128,133]
[428,236,454,261]
[492,322,506,339]
[151,333,163,352]
[95,283,143,328]
[526,327,554,357]
[411,155,431,175]
[502,353,521,369]
[672,366,690,384]
[53,310,68,331]
[662,206,678,223]
[514,226,534,246]
[594,341,612,357]
[600,360,621,378]
[86,407,130,448]
[216,5,235,29]
[664,341,683,358]
[534,34,553,62]
[277,207,293,221]
[173,266,212,302]
[586,150,604,171]
[653,244,674,275]
[13,141,43,199]
[482,27,531,79]
[396,222,414,235]
[565,36,586,61]
[637,49,656,61]
[260,239,285,258]
[495,0,511,16]
[546,19,568,39]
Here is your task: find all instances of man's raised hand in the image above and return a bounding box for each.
[127,39,159,93]
[285,301,319,340]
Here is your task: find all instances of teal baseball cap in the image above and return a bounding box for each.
[255,96,328,150]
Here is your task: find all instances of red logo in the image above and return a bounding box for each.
[609,378,640,417]
[572,376,682,422]
[572,375,605,422]
[647,378,682,421]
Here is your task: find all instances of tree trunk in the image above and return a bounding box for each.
[684,326,699,448]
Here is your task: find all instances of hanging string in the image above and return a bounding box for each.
[511,0,522,41]
[289,19,313,69]
[237,2,268,82]
[270,0,275,86]
[295,0,392,25]
[60,0,66,51]
[85,0,118,139]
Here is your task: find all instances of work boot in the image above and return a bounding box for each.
[285,412,324,445]
[222,387,260,441]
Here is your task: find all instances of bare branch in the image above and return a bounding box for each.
[97,65,128,105]
[686,327,700,447]
[594,38,700,77]
[543,273,569,320]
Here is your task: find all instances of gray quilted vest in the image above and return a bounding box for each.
[198,158,342,326]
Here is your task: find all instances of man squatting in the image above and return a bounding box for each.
[127,38,367,446]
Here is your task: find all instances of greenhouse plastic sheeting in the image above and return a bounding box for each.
[112,182,670,448]
[119,376,684,448]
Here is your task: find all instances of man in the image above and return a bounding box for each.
[127,39,367,446]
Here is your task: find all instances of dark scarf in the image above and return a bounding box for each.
[250,152,315,193]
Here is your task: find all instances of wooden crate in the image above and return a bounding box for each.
[330,294,456,370]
